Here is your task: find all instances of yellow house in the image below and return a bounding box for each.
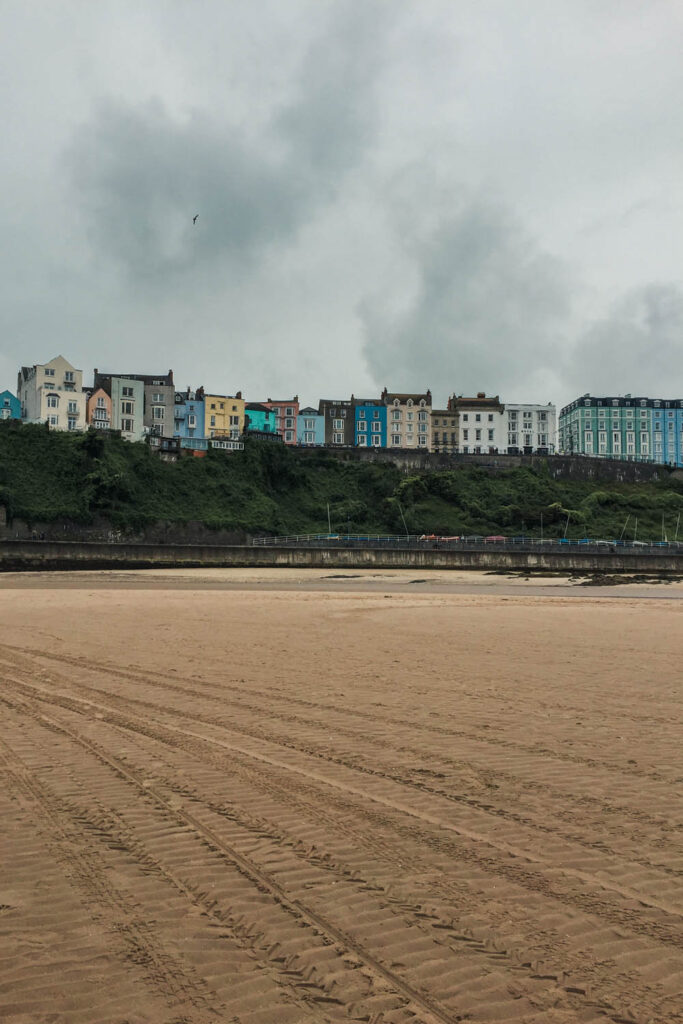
[204,391,245,439]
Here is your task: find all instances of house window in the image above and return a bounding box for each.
[304,431,314,443]
[373,410,380,419]
[475,414,481,422]
[462,414,468,422]
[418,436,427,446]
[357,435,367,446]
[419,423,427,432]
[391,434,401,445]
[229,415,240,425]
[153,406,164,420]
[333,418,343,430]
[152,392,165,402]
[372,435,380,446]
[121,401,133,415]
[96,396,106,407]
[286,407,294,416]
[210,415,216,426]
[285,418,294,428]
[333,432,344,444]
[64,371,74,382]
[188,415,196,428]
[463,429,469,440]
[488,414,493,422]
[488,429,494,441]
[392,410,401,420]
[67,401,77,414]
[475,429,481,440]
[371,422,381,432]
[47,395,58,408]
[49,415,58,425]
[304,419,314,429]
[357,421,367,431]
[358,409,365,419]
[122,386,134,397]
[121,418,134,432]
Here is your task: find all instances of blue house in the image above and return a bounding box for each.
[173,388,205,439]
[297,406,324,445]
[354,399,386,448]
[0,390,21,420]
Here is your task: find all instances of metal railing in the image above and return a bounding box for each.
[252,534,683,553]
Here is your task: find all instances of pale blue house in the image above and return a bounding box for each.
[173,388,205,439]
[297,406,324,445]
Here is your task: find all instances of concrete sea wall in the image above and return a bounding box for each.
[2,540,683,573]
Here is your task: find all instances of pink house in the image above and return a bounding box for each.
[86,387,112,430]
[260,396,299,444]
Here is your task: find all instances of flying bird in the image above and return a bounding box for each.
[193,214,199,224]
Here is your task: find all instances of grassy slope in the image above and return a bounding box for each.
[1,420,683,540]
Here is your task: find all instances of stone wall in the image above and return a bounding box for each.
[2,540,682,574]
[298,447,668,483]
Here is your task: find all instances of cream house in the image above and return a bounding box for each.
[17,355,87,432]
[381,388,432,449]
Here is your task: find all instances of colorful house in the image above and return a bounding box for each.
[381,388,432,449]
[86,387,112,430]
[260,397,299,444]
[18,356,87,432]
[319,398,354,445]
[354,399,386,447]
[559,395,683,465]
[173,388,205,439]
[94,369,173,440]
[0,390,21,420]
[297,406,324,445]
[204,391,245,438]
[430,408,458,453]
[244,402,277,435]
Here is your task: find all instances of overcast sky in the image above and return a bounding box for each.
[2,0,682,410]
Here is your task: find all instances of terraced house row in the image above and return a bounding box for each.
[559,394,683,466]
[11,353,679,465]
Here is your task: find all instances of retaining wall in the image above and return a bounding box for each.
[2,540,683,574]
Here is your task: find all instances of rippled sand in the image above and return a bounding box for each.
[1,570,681,1023]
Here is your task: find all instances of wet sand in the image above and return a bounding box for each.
[1,569,682,1023]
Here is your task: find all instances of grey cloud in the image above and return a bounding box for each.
[568,284,683,397]
[66,1,390,286]
[360,190,572,399]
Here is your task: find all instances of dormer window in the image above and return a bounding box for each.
[407,399,413,407]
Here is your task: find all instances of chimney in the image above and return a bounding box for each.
[236,390,242,399]
[477,392,485,399]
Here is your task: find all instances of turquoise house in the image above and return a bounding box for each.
[0,390,21,420]
[244,402,277,435]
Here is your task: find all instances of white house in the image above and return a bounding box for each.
[504,403,556,454]
[17,355,87,432]
[447,393,505,453]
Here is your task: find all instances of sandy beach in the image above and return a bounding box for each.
[1,568,682,1023]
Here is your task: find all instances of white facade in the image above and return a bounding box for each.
[504,403,556,453]
[448,395,506,453]
[17,355,87,432]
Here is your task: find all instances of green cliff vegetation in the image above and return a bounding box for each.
[1,420,683,541]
